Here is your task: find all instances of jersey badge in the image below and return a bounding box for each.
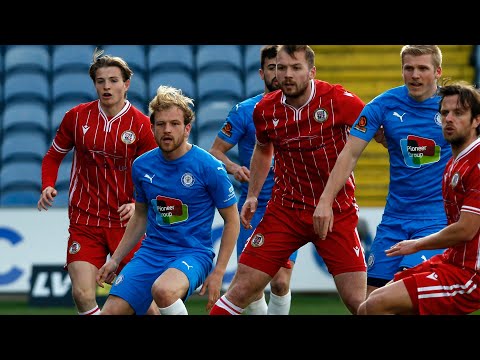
[181,172,195,187]
[221,122,233,137]
[250,233,265,248]
[121,130,136,145]
[353,116,368,133]
[68,241,81,254]
[314,108,328,123]
[450,172,460,188]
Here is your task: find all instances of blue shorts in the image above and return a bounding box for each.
[237,203,298,264]
[109,247,213,315]
[367,213,446,286]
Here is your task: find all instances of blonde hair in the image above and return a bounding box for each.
[400,45,442,69]
[148,85,195,125]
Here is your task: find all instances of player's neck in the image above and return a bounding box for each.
[284,80,313,109]
[100,101,126,118]
[162,142,192,161]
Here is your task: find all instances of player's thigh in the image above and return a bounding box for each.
[109,252,164,315]
[367,217,406,280]
[101,294,135,315]
[168,253,213,299]
[400,218,447,269]
[67,223,109,269]
[367,279,413,314]
[68,260,98,293]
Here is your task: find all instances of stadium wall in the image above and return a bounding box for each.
[0,207,384,294]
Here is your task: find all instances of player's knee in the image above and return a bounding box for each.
[270,278,290,295]
[71,284,96,304]
[362,291,387,314]
[151,285,180,307]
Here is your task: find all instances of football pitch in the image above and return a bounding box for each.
[0,292,349,315]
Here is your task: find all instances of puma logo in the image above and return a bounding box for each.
[393,112,406,122]
[182,261,193,270]
[144,174,155,183]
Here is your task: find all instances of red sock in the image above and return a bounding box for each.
[209,295,243,315]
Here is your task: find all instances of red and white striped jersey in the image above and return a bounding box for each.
[442,137,480,271]
[253,79,365,212]
[42,100,157,227]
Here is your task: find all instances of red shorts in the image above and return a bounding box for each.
[394,254,480,315]
[65,223,142,272]
[239,202,366,277]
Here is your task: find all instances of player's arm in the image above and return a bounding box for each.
[240,141,273,229]
[96,201,148,287]
[200,203,239,311]
[314,136,369,238]
[209,137,249,182]
[37,145,68,211]
[386,211,480,257]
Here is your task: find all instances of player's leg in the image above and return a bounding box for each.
[101,294,136,315]
[66,224,108,315]
[357,279,414,315]
[211,204,298,315]
[399,217,447,272]
[152,268,189,315]
[154,253,213,315]
[366,215,405,297]
[210,263,273,315]
[333,271,367,314]
[68,260,101,315]
[267,250,298,315]
[317,205,367,314]
[239,207,269,315]
[106,250,163,315]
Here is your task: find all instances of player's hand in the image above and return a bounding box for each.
[374,126,388,149]
[96,260,119,287]
[233,165,250,183]
[240,197,258,229]
[385,240,418,257]
[198,270,223,312]
[118,203,135,222]
[313,200,334,240]
[37,186,58,211]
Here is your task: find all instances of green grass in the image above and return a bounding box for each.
[0,292,349,315]
[3,293,477,315]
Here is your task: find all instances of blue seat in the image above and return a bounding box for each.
[244,45,263,73]
[196,123,221,152]
[197,69,244,103]
[52,71,96,103]
[2,100,50,134]
[126,73,148,111]
[196,45,243,74]
[196,100,234,129]
[0,160,42,192]
[53,190,70,207]
[4,45,50,75]
[0,188,40,207]
[1,130,49,163]
[148,45,195,75]
[129,97,148,115]
[52,45,96,74]
[4,72,50,104]
[245,70,264,98]
[50,99,82,137]
[100,45,147,77]
[149,70,196,100]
